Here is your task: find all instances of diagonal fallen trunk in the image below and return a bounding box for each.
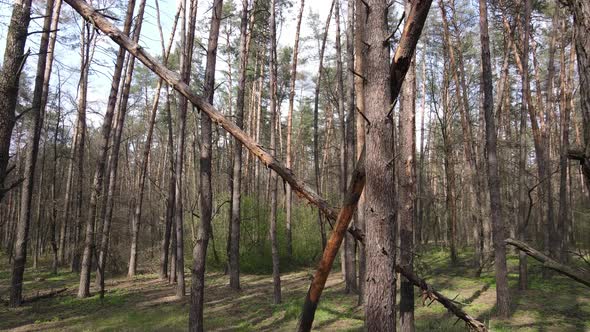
[395,266,487,332]
[506,238,590,288]
[61,0,364,242]
[22,287,68,304]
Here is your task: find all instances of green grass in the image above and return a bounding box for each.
[1,244,589,331]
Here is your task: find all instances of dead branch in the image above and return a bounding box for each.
[506,238,590,288]
[396,265,487,331]
[22,288,68,304]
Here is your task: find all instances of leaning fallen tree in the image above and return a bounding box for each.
[62,1,486,330]
[506,238,590,288]
[395,266,487,332]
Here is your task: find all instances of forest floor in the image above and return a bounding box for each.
[1,249,589,331]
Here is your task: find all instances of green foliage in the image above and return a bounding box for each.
[206,194,323,274]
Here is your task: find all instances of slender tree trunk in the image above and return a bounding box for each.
[228,0,251,290]
[566,1,590,192]
[344,0,357,295]
[442,0,484,270]
[354,0,366,305]
[286,0,305,260]
[268,0,281,305]
[45,0,62,274]
[9,0,54,307]
[0,0,32,202]
[189,0,220,329]
[32,123,47,271]
[50,84,62,275]
[558,17,571,263]
[128,0,178,278]
[417,55,426,246]
[479,0,510,317]
[174,0,198,299]
[158,1,181,282]
[334,0,355,293]
[399,2,416,330]
[91,0,145,297]
[313,0,335,251]
[162,87,176,281]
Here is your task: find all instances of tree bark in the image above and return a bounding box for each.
[268,0,281,305]
[91,0,146,298]
[128,0,178,278]
[228,0,251,290]
[0,0,32,202]
[313,0,335,251]
[479,0,510,317]
[334,0,355,294]
[441,0,485,271]
[344,0,357,297]
[158,0,182,281]
[399,2,416,330]
[363,0,396,329]
[566,1,590,192]
[189,0,220,329]
[174,0,198,299]
[9,0,54,306]
[354,0,366,305]
[286,0,305,260]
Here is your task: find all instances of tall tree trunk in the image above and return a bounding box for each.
[286,0,305,260]
[45,0,62,274]
[439,57,457,265]
[9,0,54,307]
[354,0,366,305]
[189,0,220,329]
[72,21,96,275]
[515,0,530,290]
[344,0,357,295]
[32,124,47,271]
[479,0,510,317]
[442,0,485,271]
[83,0,136,288]
[90,0,145,298]
[50,83,62,275]
[60,128,75,267]
[162,87,176,281]
[334,0,355,293]
[363,0,396,329]
[228,0,252,290]
[0,0,32,202]
[566,1,590,192]
[174,0,198,299]
[558,17,572,263]
[128,0,179,278]
[158,0,181,281]
[268,0,281,305]
[417,54,426,246]
[399,2,416,330]
[313,0,335,251]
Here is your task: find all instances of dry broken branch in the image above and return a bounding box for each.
[506,238,590,288]
[395,265,487,332]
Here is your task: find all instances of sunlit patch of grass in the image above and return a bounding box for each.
[2,247,589,331]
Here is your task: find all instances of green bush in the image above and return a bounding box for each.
[202,193,325,274]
